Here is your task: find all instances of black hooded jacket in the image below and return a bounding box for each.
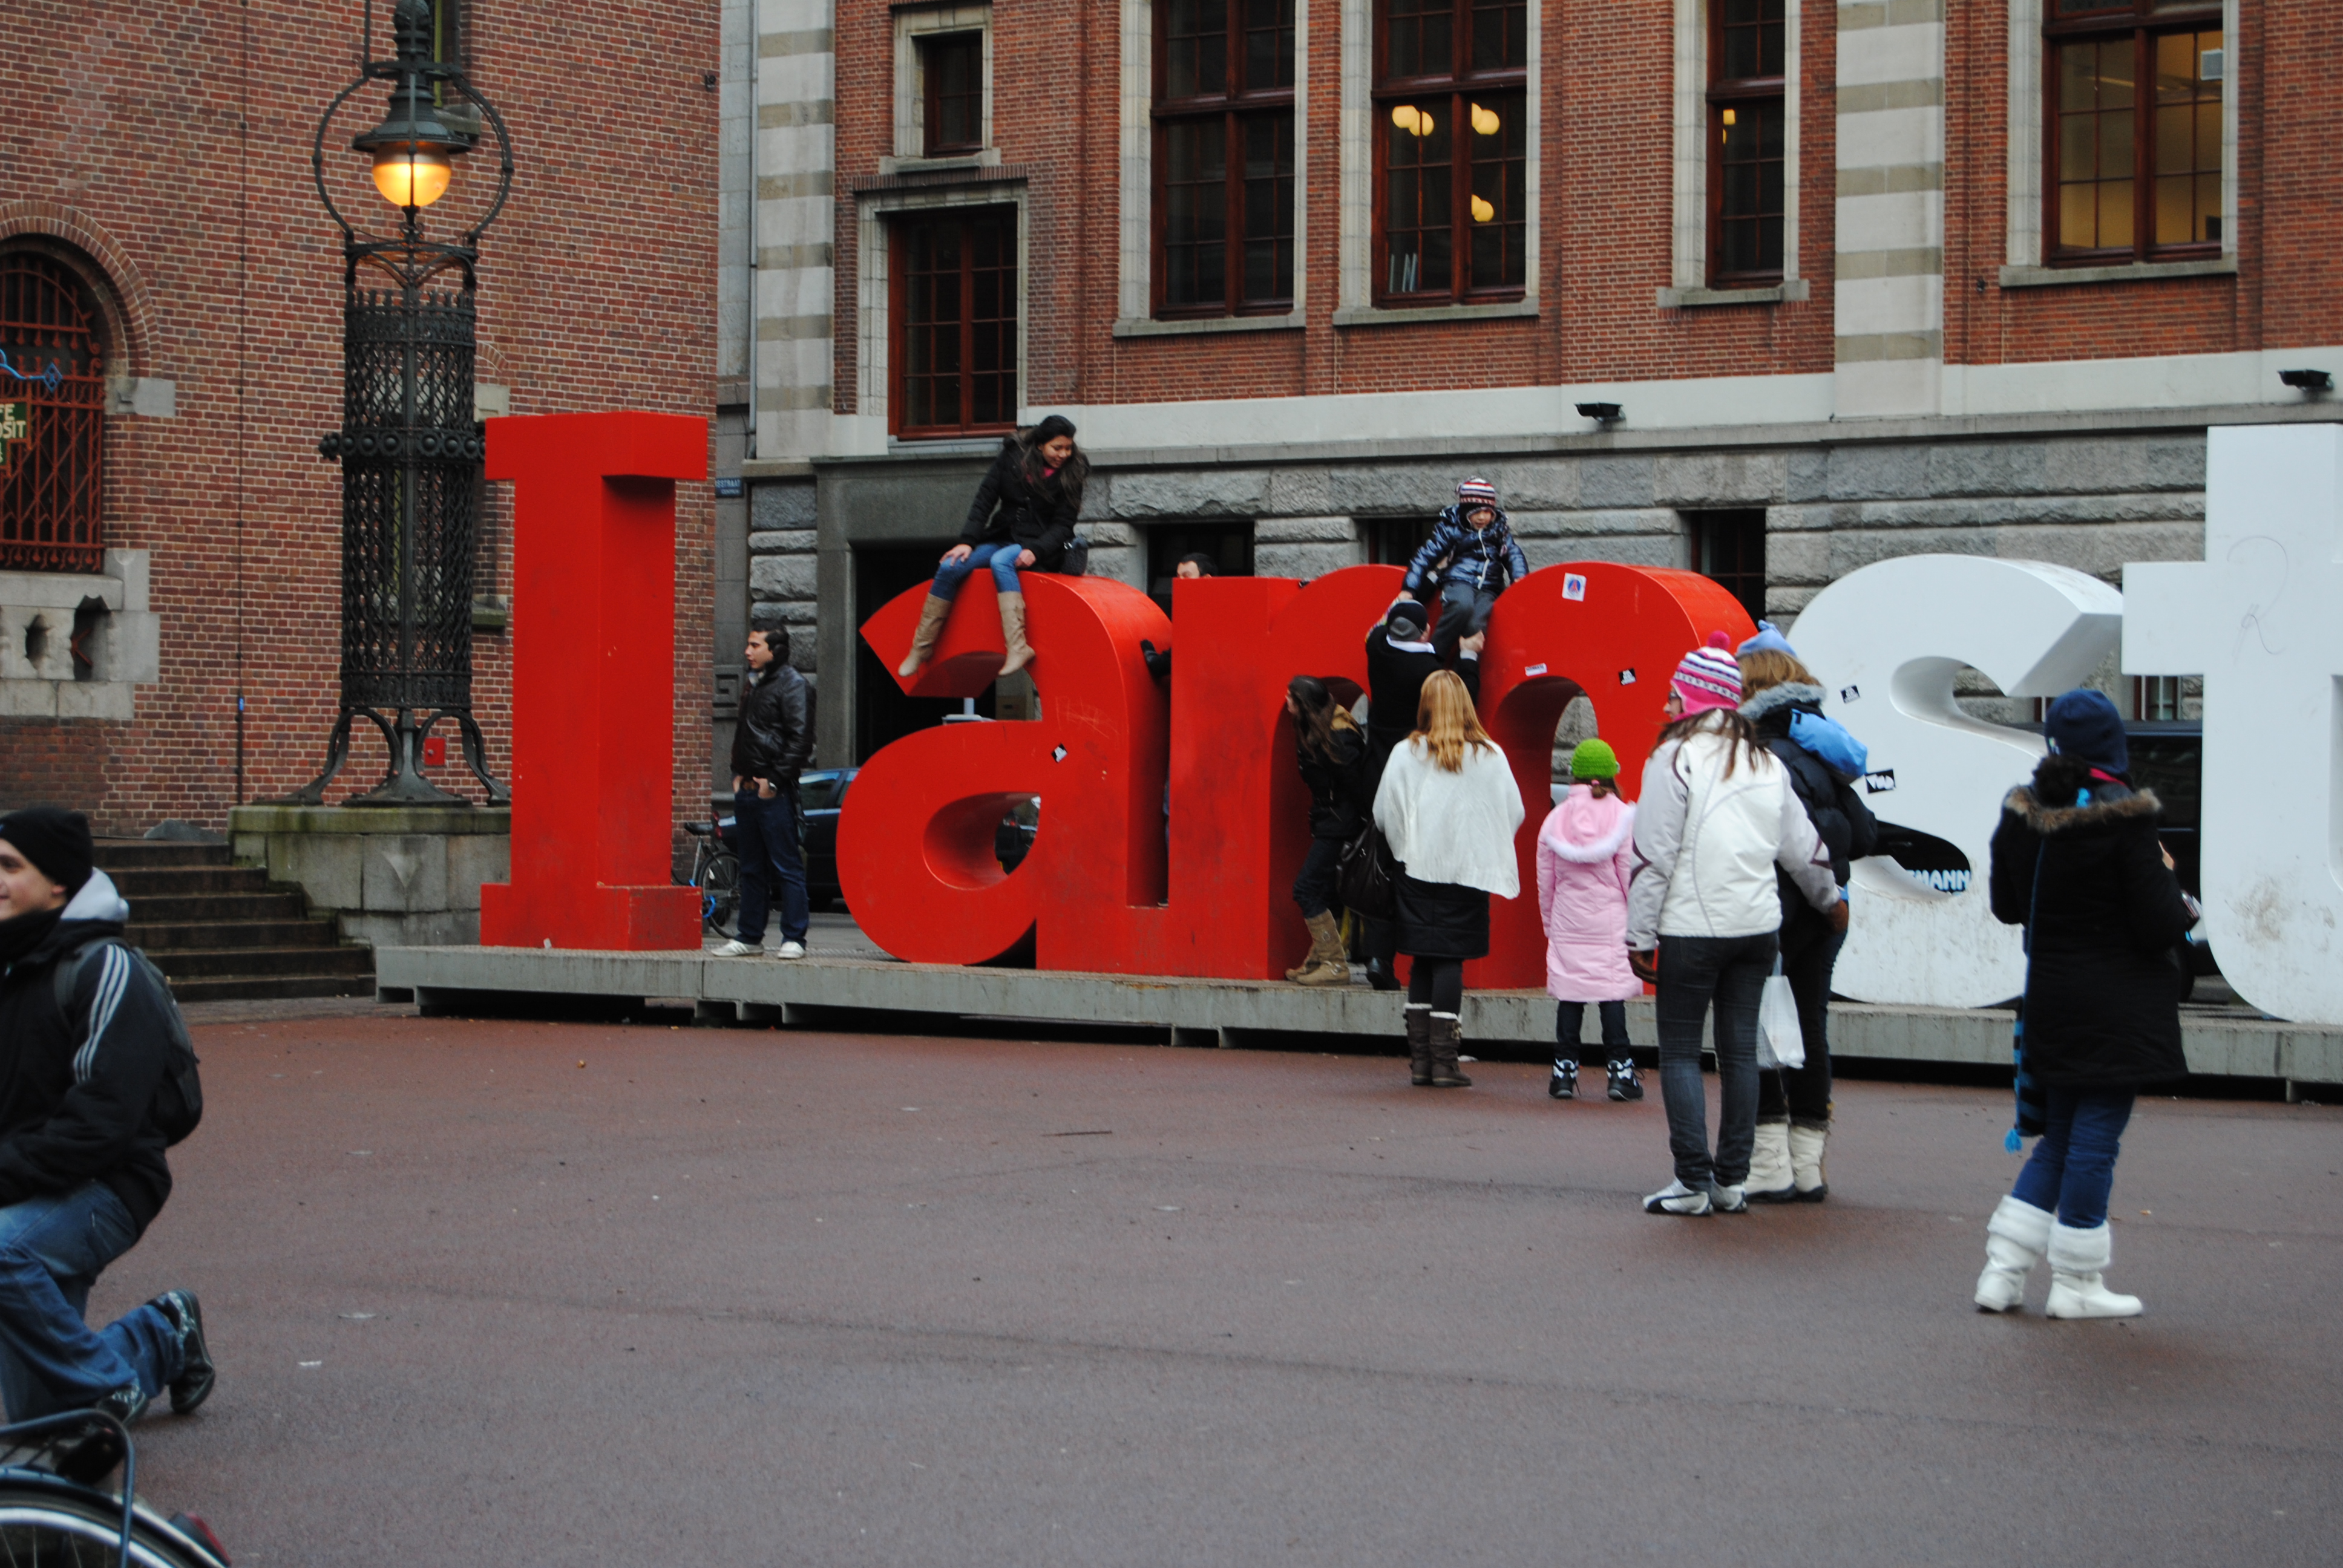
[1988,756,2194,1089]
[0,872,178,1236]
[960,432,1088,572]
[1363,624,1480,776]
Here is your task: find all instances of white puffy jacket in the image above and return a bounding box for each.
[1625,716,1838,949]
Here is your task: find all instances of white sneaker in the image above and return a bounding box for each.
[1643,1179,1712,1216]
[712,939,760,957]
[1711,1183,1749,1214]
[775,940,807,959]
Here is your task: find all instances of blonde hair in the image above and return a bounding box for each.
[1738,648,1817,697]
[1409,669,1495,773]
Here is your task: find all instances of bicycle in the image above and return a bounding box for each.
[0,1409,231,1566]
[681,820,742,937]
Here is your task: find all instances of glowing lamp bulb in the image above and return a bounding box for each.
[1390,104,1421,136]
[372,146,453,208]
[1470,195,1496,223]
[1470,103,1500,136]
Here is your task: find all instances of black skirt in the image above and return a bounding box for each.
[1395,872,1490,960]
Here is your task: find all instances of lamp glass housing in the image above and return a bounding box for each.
[372,145,453,208]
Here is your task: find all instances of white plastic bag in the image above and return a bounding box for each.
[1757,957,1806,1071]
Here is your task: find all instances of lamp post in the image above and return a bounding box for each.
[284,0,513,806]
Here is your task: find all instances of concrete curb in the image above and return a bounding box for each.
[373,946,2343,1089]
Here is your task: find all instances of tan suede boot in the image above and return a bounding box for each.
[996,591,1035,676]
[1404,1005,1434,1086]
[896,594,952,678]
[1290,911,1351,985]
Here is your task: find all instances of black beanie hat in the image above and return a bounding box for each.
[0,806,94,897]
[1385,598,1429,639]
[2043,688,2129,776]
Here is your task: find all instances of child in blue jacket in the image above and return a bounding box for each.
[1404,477,1530,659]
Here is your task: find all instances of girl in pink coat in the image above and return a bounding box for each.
[1535,739,1645,1102]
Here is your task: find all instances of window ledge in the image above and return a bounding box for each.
[877,151,1001,176]
[1112,312,1305,339]
[1656,279,1809,309]
[1332,299,1538,328]
[1999,257,2236,289]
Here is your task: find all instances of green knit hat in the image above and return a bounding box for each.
[1569,738,1619,781]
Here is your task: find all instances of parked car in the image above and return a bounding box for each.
[798,768,856,910]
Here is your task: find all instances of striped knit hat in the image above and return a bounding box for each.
[1670,632,1744,716]
[1457,476,1498,512]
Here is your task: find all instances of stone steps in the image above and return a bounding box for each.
[93,840,375,1003]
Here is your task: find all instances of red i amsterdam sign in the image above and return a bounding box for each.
[846,561,1750,989]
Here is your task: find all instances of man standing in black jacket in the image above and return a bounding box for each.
[716,628,816,958]
[0,807,213,1429]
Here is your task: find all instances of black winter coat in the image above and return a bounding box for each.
[1363,624,1480,776]
[1744,682,1879,950]
[0,877,179,1237]
[1296,720,1370,841]
[1988,758,2193,1089]
[731,661,813,784]
[961,437,1086,572]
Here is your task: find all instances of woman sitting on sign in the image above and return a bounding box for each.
[896,415,1089,681]
[1372,670,1524,1090]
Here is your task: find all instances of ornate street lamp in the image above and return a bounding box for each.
[284,0,513,805]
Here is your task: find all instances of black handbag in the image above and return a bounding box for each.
[1335,822,1397,921]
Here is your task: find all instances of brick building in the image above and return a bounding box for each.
[2,0,718,834]
[715,0,2339,765]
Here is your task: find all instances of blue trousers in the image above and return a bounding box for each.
[733,785,810,946]
[932,542,1023,600]
[2010,1086,2135,1228]
[0,1183,182,1419]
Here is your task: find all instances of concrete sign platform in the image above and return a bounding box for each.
[373,945,2343,1093]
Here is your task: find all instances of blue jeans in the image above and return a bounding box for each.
[0,1183,182,1419]
[1656,931,1777,1189]
[932,542,1023,601]
[733,785,810,946]
[2010,1086,2135,1228]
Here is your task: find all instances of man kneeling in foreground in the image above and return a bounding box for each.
[0,807,212,1430]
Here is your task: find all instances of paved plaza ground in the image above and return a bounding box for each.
[97,1003,2343,1564]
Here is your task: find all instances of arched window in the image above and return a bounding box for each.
[0,252,108,573]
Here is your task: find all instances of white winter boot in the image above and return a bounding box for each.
[1746,1120,1796,1203]
[1788,1123,1829,1201]
[2045,1221,2144,1319]
[1974,1195,2054,1312]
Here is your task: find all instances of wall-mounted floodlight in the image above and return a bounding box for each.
[2278,369,2333,393]
[1576,402,1623,423]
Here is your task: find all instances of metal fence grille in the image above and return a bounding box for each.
[0,255,105,573]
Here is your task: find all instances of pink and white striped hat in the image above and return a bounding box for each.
[1670,632,1744,715]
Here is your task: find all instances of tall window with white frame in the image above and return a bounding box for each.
[891,207,1018,440]
[1708,0,1786,287]
[1374,0,1527,306]
[1154,0,1297,318]
[2046,0,2222,263]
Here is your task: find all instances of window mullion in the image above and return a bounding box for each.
[1227,108,1244,312]
[960,218,977,431]
[2134,26,2152,260]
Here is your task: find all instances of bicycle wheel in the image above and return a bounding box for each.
[696,850,742,936]
[0,1494,218,1567]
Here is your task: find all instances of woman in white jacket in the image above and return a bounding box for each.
[1627,635,1847,1215]
[1374,670,1524,1089]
